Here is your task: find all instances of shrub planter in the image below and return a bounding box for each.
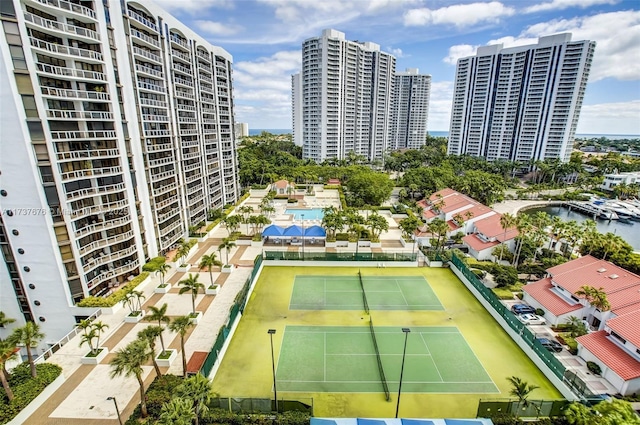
[221,265,233,274]
[206,285,219,295]
[370,241,382,248]
[177,264,190,273]
[188,311,203,324]
[124,310,145,323]
[251,240,263,247]
[156,349,177,367]
[197,236,207,243]
[154,283,171,294]
[325,241,337,248]
[81,347,108,365]
[235,238,251,246]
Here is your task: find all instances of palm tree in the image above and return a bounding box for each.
[175,240,192,265]
[155,262,171,286]
[499,213,517,263]
[0,340,18,401]
[199,253,222,287]
[576,285,610,312]
[168,316,194,377]
[158,398,196,425]
[79,321,109,356]
[109,338,151,418]
[145,303,170,353]
[507,376,539,415]
[137,326,163,377]
[426,218,449,253]
[563,402,597,425]
[0,311,16,380]
[11,322,44,378]
[217,238,236,266]
[178,274,205,315]
[238,205,254,234]
[175,373,216,425]
[366,212,389,242]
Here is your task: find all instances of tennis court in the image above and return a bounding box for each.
[289,275,443,311]
[276,325,498,394]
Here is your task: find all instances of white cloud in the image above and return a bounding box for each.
[428,81,454,130]
[404,2,515,27]
[577,101,640,134]
[387,47,406,58]
[152,0,234,13]
[443,11,640,81]
[525,0,618,14]
[194,20,243,36]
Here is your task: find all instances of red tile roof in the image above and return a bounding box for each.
[523,278,583,316]
[547,256,640,304]
[474,214,518,241]
[440,195,476,213]
[446,220,460,231]
[576,331,640,381]
[428,188,458,200]
[606,310,640,348]
[459,204,495,222]
[423,209,438,219]
[462,234,500,252]
[273,180,292,189]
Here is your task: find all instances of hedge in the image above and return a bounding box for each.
[76,272,149,307]
[323,184,341,189]
[0,363,62,424]
[205,218,222,232]
[142,257,166,272]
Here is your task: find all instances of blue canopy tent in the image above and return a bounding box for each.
[262,225,284,237]
[303,225,326,238]
[402,420,438,425]
[283,225,304,237]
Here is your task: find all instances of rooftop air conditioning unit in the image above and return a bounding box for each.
[597,268,606,273]
[609,274,619,279]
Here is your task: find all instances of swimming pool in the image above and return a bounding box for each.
[285,208,324,221]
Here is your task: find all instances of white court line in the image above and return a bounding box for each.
[278,379,496,384]
[419,333,444,383]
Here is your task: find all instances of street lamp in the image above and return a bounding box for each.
[395,328,411,418]
[267,329,278,413]
[301,214,305,261]
[107,396,123,425]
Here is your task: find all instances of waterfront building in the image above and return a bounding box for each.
[448,33,595,163]
[389,68,431,150]
[0,0,238,346]
[601,171,640,192]
[234,122,249,139]
[293,29,395,162]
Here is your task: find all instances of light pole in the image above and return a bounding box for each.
[267,329,278,413]
[395,328,411,418]
[107,396,123,425]
[301,214,305,261]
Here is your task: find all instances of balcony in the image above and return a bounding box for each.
[66,182,125,200]
[56,148,119,161]
[159,219,183,237]
[135,64,163,78]
[132,46,162,64]
[173,63,192,75]
[186,184,203,196]
[138,80,165,93]
[30,0,96,20]
[139,97,167,108]
[200,84,214,94]
[78,230,135,256]
[199,74,213,84]
[61,165,122,181]
[83,245,137,275]
[170,35,189,50]
[153,181,178,196]
[130,28,159,48]
[86,259,139,290]
[178,116,197,123]
[141,114,169,122]
[24,12,100,41]
[182,151,200,160]
[51,130,117,140]
[175,90,195,100]
[183,162,201,172]
[144,128,171,137]
[171,49,191,62]
[30,37,102,62]
[176,103,196,111]
[127,9,158,32]
[47,109,113,120]
[181,140,199,148]
[41,86,110,101]
[75,215,131,239]
[155,195,179,209]
[145,143,173,153]
[157,208,179,223]
[179,128,198,136]
[148,156,174,168]
[70,199,128,220]
[196,50,210,62]
[174,77,194,87]
[184,172,201,184]
[149,169,176,182]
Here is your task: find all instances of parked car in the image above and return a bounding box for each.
[517,314,547,325]
[511,304,537,315]
[537,338,563,352]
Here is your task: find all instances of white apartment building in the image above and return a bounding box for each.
[294,29,395,162]
[291,73,302,147]
[0,0,238,347]
[448,33,595,163]
[601,171,640,191]
[389,68,431,150]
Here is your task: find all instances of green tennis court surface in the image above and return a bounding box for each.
[276,325,498,394]
[289,275,443,310]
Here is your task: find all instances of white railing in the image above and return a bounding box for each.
[75,216,130,238]
[70,199,128,220]
[61,166,122,181]
[160,219,182,236]
[24,12,100,40]
[83,245,137,273]
[176,103,196,111]
[130,28,159,47]
[175,90,194,99]
[178,116,197,123]
[79,230,134,256]
[200,84,214,93]
[157,208,179,223]
[153,182,177,195]
[144,129,170,137]
[57,148,119,161]
[32,0,96,20]
[139,97,167,108]
[155,195,178,209]
[171,49,190,61]
[179,128,198,136]
[187,184,203,195]
[170,35,189,49]
[30,37,102,61]
[86,259,139,289]
[138,81,165,93]
[51,130,117,140]
[47,109,113,120]
[174,78,193,87]
[173,63,192,75]
[199,74,213,84]
[148,156,174,167]
[135,64,163,78]
[196,50,210,61]
[145,143,172,152]
[142,114,169,122]
[182,151,200,160]
[34,309,102,364]
[183,161,201,172]
[127,9,157,32]
[66,182,124,200]
[150,169,175,182]
[132,46,161,63]
[41,86,110,101]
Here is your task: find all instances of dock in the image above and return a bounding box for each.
[565,201,618,220]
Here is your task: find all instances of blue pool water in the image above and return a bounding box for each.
[285,208,324,221]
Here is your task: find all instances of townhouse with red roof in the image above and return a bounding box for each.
[272,179,295,195]
[522,255,640,395]
[462,214,519,261]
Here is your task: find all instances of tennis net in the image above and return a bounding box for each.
[369,318,390,401]
[358,270,369,314]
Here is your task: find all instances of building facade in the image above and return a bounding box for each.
[448,33,595,163]
[294,29,395,162]
[0,0,238,347]
[389,68,431,150]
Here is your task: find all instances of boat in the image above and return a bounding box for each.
[603,201,640,221]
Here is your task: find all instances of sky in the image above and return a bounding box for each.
[155,0,640,135]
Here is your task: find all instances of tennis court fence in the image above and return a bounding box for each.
[210,397,313,414]
[264,251,417,262]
